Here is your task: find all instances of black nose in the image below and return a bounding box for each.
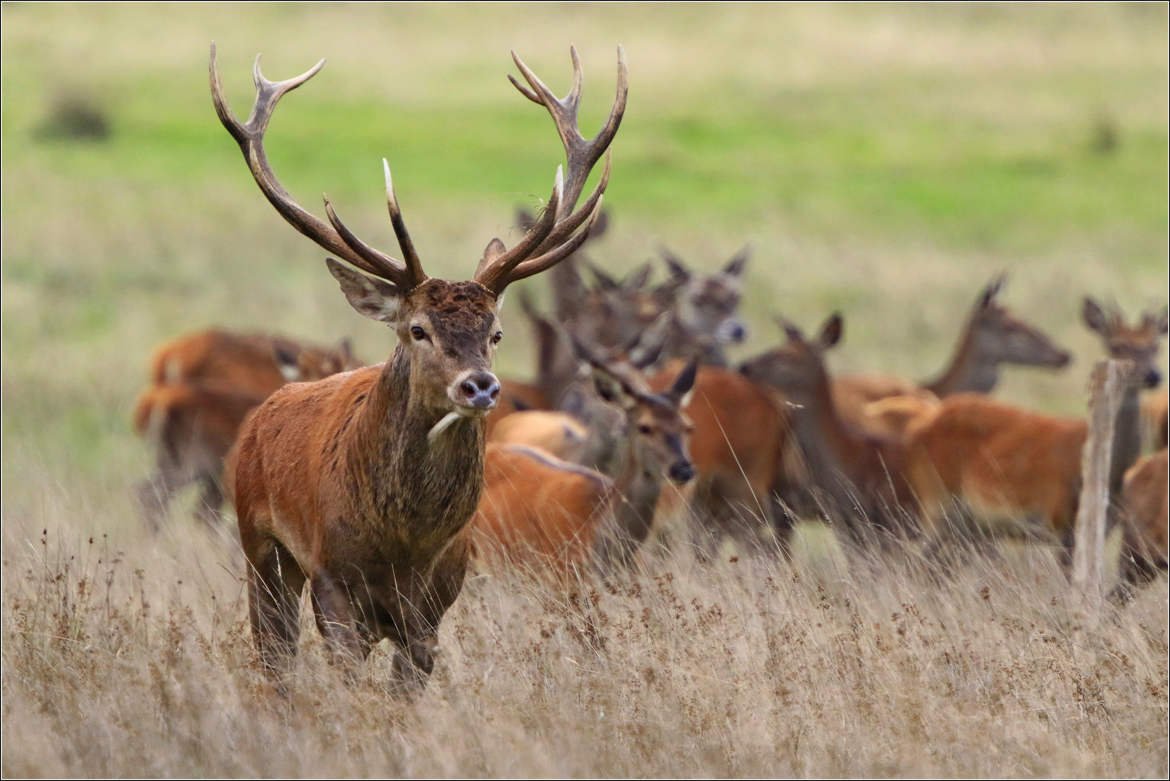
[728,323,747,343]
[668,461,695,484]
[459,371,501,408]
[1145,368,1162,388]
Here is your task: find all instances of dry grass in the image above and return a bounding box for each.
[2,514,1167,777]
[2,3,1167,777]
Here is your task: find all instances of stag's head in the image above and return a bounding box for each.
[967,275,1071,369]
[737,313,843,406]
[1083,297,1169,388]
[210,44,627,419]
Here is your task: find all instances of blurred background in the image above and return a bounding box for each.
[2,2,1167,538]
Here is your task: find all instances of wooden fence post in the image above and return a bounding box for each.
[1072,359,1125,605]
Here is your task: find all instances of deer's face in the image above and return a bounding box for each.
[677,274,746,347]
[629,396,695,485]
[328,262,503,415]
[575,277,663,350]
[1084,298,1169,388]
[737,314,843,404]
[402,280,504,414]
[973,304,1071,369]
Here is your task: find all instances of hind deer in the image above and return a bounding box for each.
[903,298,1168,565]
[472,357,697,579]
[652,247,750,367]
[1118,447,1168,590]
[832,275,1071,438]
[133,330,361,530]
[738,314,918,549]
[211,43,626,687]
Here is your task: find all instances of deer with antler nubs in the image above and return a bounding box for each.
[210,43,626,688]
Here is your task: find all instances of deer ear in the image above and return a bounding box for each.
[326,259,404,324]
[587,261,621,291]
[668,358,699,407]
[624,262,652,290]
[1146,305,1170,335]
[723,246,750,277]
[273,343,302,382]
[337,337,355,363]
[660,248,691,281]
[628,312,672,370]
[817,313,843,349]
[590,209,611,239]
[979,274,1007,308]
[1082,297,1109,335]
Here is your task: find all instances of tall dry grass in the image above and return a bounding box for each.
[2,514,1166,777]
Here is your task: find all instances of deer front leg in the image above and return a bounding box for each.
[390,537,470,696]
[245,540,306,679]
[310,572,371,669]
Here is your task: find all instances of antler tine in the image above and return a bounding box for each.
[498,195,605,286]
[474,46,625,295]
[209,43,416,288]
[383,159,427,287]
[510,46,628,215]
[475,168,563,291]
[322,197,416,287]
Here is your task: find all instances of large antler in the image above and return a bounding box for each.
[209,43,426,290]
[474,46,628,295]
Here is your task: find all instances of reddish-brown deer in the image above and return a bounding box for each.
[738,314,918,549]
[211,43,626,687]
[832,275,1071,438]
[133,329,361,530]
[472,357,696,579]
[1118,447,1168,589]
[903,298,1167,563]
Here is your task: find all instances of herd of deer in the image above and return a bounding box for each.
[127,44,1168,690]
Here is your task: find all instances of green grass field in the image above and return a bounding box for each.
[2,3,1168,776]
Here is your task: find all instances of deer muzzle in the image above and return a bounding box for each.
[449,370,501,414]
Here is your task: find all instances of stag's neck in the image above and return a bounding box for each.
[923,323,999,397]
[348,348,486,557]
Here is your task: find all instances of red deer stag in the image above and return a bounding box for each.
[133,330,360,529]
[903,298,1167,565]
[472,357,697,579]
[738,314,918,550]
[211,43,626,686]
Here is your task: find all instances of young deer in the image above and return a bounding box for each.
[133,330,360,530]
[903,299,1167,562]
[211,43,626,686]
[471,357,697,579]
[738,314,918,549]
[832,276,1071,437]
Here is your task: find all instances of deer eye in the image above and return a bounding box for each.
[410,325,428,342]
[492,330,503,345]
[637,423,653,435]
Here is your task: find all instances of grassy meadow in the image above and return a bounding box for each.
[2,3,1168,777]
